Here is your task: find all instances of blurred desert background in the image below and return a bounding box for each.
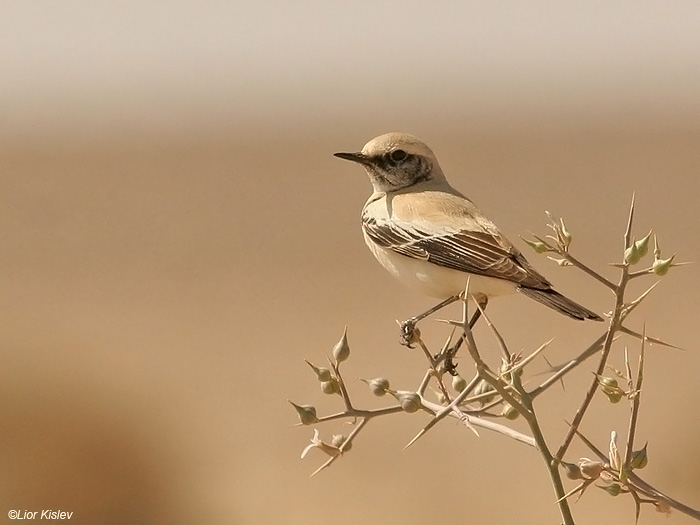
[2,2,699,524]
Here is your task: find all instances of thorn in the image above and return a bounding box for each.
[403,429,426,451]
[533,234,550,246]
[624,192,636,248]
[310,460,332,477]
[618,326,683,350]
[623,281,660,315]
[435,318,464,328]
[669,261,695,268]
[556,481,589,503]
[505,338,555,375]
[543,355,566,391]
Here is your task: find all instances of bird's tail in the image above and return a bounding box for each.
[517,287,603,321]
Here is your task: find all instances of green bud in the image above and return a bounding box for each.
[597,376,618,388]
[635,230,653,258]
[521,236,548,254]
[320,378,340,395]
[605,390,623,404]
[594,376,620,402]
[630,443,648,469]
[652,254,675,276]
[600,483,622,497]
[501,403,519,420]
[596,375,623,402]
[332,326,350,363]
[624,240,641,265]
[289,401,318,425]
[305,360,331,382]
[451,374,467,393]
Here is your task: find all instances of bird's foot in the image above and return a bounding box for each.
[398,318,421,348]
[443,346,459,376]
[433,345,459,375]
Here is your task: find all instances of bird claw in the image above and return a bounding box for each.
[443,347,459,375]
[398,318,420,348]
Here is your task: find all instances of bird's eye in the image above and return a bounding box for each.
[389,149,408,162]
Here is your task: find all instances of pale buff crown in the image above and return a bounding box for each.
[360,132,436,160]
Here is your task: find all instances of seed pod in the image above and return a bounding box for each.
[474,379,496,405]
[630,443,648,469]
[596,375,623,402]
[305,360,332,382]
[320,379,340,395]
[652,254,675,276]
[578,459,604,480]
[332,326,350,363]
[597,376,619,389]
[634,230,653,257]
[452,374,467,393]
[331,434,352,452]
[289,401,318,425]
[560,461,583,480]
[600,483,622,497]
[501,403,519,420]
[368,377,390,396]
[395,391,422,413]
[605,390,623,404]
[624,241,641,265]
[521,236,548,254]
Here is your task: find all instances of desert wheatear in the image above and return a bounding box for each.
[334,132,601,337]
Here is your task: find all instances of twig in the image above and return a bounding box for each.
[624,327,645,468]
[311,418,368,476]
[530,333,608,398]
[555,194,637,461]
[421,396,537,446]
[476,293,575,524]
[575,430,700,520]
[295,193,692,525]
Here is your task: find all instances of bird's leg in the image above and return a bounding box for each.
[443,296,488,375]
[468,295,488,329]
[399,296,459,347]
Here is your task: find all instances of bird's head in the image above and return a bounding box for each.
[334,132,446,193]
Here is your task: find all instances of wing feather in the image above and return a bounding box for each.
[362,214,550,289]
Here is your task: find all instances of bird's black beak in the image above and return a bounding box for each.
[333,151,374,166]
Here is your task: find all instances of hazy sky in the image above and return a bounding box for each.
[3,1,700,142]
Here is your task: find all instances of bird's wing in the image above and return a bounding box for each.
[362,213,551,289]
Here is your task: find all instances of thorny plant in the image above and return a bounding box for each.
[290,196,698,525]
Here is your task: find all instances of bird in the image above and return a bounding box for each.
[334,132,602,333]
